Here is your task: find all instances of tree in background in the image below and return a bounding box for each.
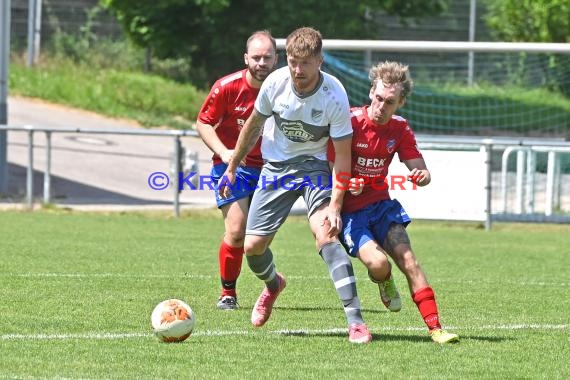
[484,0,569,43]
[484,0,570,95]
[100,0,448,87]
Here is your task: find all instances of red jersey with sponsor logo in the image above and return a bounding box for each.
[334,106,422,213]
[197,69,263,168]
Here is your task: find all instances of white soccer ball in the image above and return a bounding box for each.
[151,299,196,342]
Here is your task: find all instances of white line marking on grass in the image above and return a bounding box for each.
[11,273,213,279]
[435,279,569,287]
[7,273,569,286]
[1,332,151,340]
[2,324,568,341]
[476,324,570,330]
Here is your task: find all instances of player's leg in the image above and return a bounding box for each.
[244,232,286,327]
[216,197,249,310]
[310,203,371,343]
[212,164,260,310]
[344,202,402,312]
[383,223,428,293]
[244,164,298,326]
[357,240,401,312]
[384,223,458,343]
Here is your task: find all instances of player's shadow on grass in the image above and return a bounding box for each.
[452,335,510,343]
[275,306,390,314]
[275,331,510,343]
[274,330,431,343]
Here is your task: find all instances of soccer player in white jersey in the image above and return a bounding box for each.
[337,61,459,344]
[221,27,372,343]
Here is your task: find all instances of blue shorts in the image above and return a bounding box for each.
[340,199,411,257]
[211,163,261,208]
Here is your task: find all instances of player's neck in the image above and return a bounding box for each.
[293,75,320,96]
[245,70,262,89]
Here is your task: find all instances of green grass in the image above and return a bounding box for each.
[9,53,570,137]
[9,59,206,129]
[1,210,569,379]
[401,84,570,136]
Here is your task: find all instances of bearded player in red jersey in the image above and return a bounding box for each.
[336,61,459,343]
[196,31,278,310]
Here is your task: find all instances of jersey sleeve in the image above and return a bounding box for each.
[197,80,226,126]
[397,124,423,161]
[328,80,353,140]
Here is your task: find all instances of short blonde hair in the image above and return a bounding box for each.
[369,61,413,99]
[285,27,322,58]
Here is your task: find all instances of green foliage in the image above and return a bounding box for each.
[401,83,570,136]
[484,0,569,43]
[370,0,448,20]
[483,0,570,96]
[10,52,570,134]
[48,6,104,63]
[100,0,449,86]
[9,58,205,129]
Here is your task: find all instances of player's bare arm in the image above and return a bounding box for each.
[196,120,234,164]
[227,110,266,172]
[220,110,267,198]
[405,158,431,186]
[328,137,352,236]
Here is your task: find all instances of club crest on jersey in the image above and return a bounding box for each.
[311,109,323,122]
[280,121,316,142]
[386,139,396,153]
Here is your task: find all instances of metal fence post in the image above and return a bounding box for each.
[43,131,52,204]
[484,142,493,231]
[173,136,181,217]
[26,128,34,209]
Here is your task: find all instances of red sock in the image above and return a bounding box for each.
[412,286,441,331]
[218,241,244,297]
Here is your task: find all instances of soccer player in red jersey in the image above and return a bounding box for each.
[196,31,278,310]
[337,61,459,343]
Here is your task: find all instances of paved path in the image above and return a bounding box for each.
[3,96,567,219]
[3,96,219,212]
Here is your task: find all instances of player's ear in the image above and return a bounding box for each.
[399,97,406,108]
[369,87,374,102]
[244,53,248,66]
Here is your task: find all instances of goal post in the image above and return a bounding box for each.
[276,39,570,54]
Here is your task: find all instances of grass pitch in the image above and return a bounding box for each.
[1,209,569,379]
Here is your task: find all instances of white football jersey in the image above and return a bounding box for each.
[255,66,352,162]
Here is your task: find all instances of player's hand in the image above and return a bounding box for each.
[220,149,246,166]
[219,169,236,199]
[322,205,343,237]
[408,168,431,186]
[349,177,365,196]
[219,149,234,164]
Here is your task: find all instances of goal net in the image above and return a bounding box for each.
[319,48,570,138]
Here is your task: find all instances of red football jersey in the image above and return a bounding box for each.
[340,106,422,213]
[197,69,263,168]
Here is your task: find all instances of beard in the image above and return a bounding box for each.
[249,67,271,82]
